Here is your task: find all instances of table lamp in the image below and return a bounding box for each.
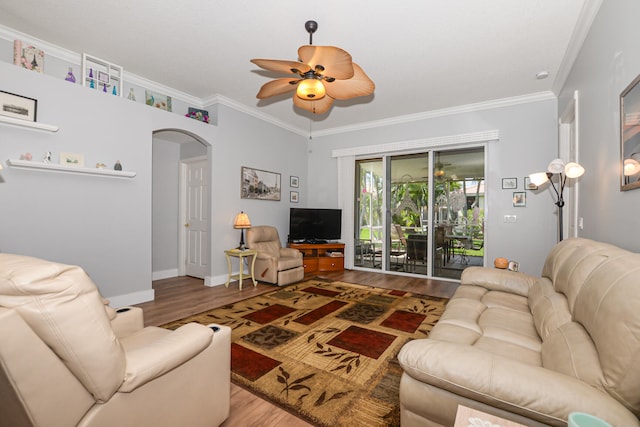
[234,211,251,250]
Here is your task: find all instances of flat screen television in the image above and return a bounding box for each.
[289,208,342,243]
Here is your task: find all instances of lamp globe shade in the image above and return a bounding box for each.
[547,158,565,174]
[564,162,585,178]
[529,172,550,186]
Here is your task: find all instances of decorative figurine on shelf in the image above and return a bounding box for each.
[96,163,106,169]
[65,67,76,83]
[102,83,107,93]
[114,161,122,171]
[127,88,136,101]
[44,152,52,164]
[20,153,33,161]
[112,85,117,96]
[89,68,95,89]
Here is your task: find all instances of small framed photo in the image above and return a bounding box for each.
[145,90,172,112]
[502,177,517,189]
[97,71,110,84]
[0,90,37,122]
[524,176,538,190]
[513,191,526,207]
[290,191,299,203]
[290,175,299,188]
[508,261,520,272]
[59,152,85,167]
[13,40,44,73]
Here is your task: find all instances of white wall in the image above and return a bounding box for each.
[558,0,640,252]
[307,99,559,275]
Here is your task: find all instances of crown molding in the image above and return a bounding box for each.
[552,0,603,95]
[0,24,79,63]
[315,92,555,138]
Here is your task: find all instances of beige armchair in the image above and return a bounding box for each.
[0,253,231,427]
[246,225,304,286]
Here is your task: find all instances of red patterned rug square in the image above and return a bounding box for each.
[327,325,397,359]
[242,303,296,324]
[380,310,427,333]
[231,342,281,381]
[294,300,348,325]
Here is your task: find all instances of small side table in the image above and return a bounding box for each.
[224,249,258,290]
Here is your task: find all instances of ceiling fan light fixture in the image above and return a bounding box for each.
[297,78,326,100]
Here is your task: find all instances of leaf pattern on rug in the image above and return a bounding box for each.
[314,342,362,374]
[314,390,353,407]
[277,366,314,401]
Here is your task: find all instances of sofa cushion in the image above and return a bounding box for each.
[529,277,572,340]
[572,253,640,416]
[0,254,125,402]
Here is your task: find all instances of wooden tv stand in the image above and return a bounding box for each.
[288,242,345,273]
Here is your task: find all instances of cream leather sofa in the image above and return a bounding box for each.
[398,238,640,426]
[0,253,231,427]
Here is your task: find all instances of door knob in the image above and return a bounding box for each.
[184,223,190,227]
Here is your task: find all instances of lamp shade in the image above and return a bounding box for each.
[233,211,251,229]
[624,158,640,176]
[529,172,550,186]
[564,162,585,178]
[297,78,326,100]
[547,158,565,174]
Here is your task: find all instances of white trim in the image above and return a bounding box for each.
[205,274,230,287]
[552,0,603,95]
[0,24,79,63]
[7,159,136,178]
[332,130,499,158]
[152,269,179,281]
[0,115,59,132]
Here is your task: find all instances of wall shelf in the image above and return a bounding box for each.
[7,159,136,178]
[0,115,59,132]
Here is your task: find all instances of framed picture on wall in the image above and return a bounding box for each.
[290,175,299,188]
[502,177,517,189]
[513,191,526,207]
[0,90,37,122]
[241,166,281,201]
[290,191,299,203]
[524,176,538,190]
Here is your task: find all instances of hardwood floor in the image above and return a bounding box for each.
[135,270,458,427]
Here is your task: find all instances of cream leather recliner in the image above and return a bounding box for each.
[246,225,304,286]
[0,253,231,427]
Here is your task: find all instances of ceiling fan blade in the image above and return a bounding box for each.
[293,94,334,115]
[298,45,354,80]
[251,59,311,75]
[255,78,298,99]
[324,63,375,100]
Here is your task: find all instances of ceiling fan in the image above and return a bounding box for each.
[250,20,375,115]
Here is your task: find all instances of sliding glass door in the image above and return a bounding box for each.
[354,147,485,280]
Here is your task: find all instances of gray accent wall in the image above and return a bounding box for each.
[558,0,640,253]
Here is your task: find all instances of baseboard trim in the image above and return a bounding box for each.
[107,289,155,308]
[152,269,179,281]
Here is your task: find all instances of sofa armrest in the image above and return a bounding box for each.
[120,323,213,392]
[398,339,639,426]
[255,251,277,261]
[460,266,537,297]
[280,247,302,258]
[110,306,144,338]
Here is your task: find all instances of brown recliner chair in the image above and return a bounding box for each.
[0,253,231,427]
[246,225,304,286]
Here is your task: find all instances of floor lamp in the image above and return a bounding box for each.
[529,159,585,241]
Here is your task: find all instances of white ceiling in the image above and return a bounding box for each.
[0,0,600,135]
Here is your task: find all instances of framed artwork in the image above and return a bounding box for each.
[241,166,281,201]
[145,90,172,111]
[290,191,299,203]
[290,175,299,188]
[502,177,517,189]
[0,90,37,122]
[512,191,526,207]
[59,152,85,167]
[13,40,44,73]
[524,176,537,190]
[620,72,640,191]
[97,71,110,84]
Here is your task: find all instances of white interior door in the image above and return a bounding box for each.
[181,157,209,278]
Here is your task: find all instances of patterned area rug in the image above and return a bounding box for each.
[162,278,447,427]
